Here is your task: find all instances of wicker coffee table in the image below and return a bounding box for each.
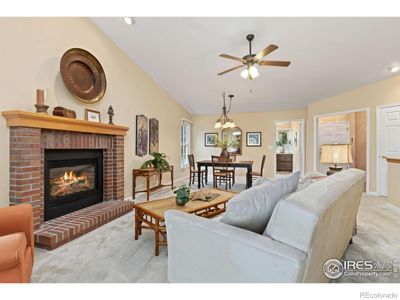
[133,189,236,256]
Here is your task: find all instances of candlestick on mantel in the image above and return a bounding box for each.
[36,89,44,105]
[35,89,49,114]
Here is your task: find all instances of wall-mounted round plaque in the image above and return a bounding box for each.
[60,48,106,103]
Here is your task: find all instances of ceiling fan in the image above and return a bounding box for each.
[217,34,290,79]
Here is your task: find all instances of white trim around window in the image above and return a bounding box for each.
[180,120,191,168]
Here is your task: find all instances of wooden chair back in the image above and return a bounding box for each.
[260,155,266,176]
[188,154,195,171]
[228,153,237,162]
[211,155,230,174]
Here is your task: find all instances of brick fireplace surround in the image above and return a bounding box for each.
[3,111,132,249]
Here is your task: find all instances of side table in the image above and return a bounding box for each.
[132,166,174,201]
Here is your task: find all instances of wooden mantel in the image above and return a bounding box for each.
[2,110,129,136]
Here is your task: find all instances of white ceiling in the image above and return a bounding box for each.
[92,17,400,115]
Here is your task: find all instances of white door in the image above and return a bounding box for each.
[378,105,400,196]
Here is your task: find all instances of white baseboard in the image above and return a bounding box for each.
[365,191,379,197]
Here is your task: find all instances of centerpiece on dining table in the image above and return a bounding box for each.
[211,135,240,156]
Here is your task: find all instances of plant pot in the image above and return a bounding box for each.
[220,149,229,157]
[175,196,190,206]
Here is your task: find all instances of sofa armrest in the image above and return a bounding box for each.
[0,233,27,272]
[165,210,307,283]
[0,205,34,261]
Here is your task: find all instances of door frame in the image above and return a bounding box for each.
[376,103,400,196]
[313,107,370,193]
[273,119,305,176]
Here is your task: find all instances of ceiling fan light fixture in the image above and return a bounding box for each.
[240,68,249,79]
[214,122,222,129]
[248,65,259,79]
[218,34,290,78]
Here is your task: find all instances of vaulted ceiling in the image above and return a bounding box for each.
[92,17,400,115]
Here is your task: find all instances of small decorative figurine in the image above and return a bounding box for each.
[107,105,114,125]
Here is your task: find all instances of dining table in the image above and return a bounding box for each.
[196,160,254,189]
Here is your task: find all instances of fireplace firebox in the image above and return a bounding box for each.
[44,149,103,221]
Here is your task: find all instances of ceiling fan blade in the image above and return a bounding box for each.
[217,65,244,75]
[259,60,291,67]
[254,44,278,61]
[219,54,246,64]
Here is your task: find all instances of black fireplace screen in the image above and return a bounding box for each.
[49,164,95,198]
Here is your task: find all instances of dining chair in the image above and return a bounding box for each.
[188,154,205,187]
[250,155,266,181]
[211,155,233,190]
[228,152,237,185]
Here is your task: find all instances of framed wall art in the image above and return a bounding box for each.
[204,133,218,147]
[149,118,159,154]
[85,109,101,123]
[136,114,148,157]
[246,132,262,147]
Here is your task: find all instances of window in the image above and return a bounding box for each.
[180,121,191,168]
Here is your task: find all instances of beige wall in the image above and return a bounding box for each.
[306,75,400,192]
[193,110,306,178]
[0,18,192,207]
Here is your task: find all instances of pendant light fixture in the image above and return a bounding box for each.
[214,93,236,129]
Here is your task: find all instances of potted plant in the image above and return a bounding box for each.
[276,131,292,153]
[212,135,240,156]
[174,185,191,206]
[141,152,170,170]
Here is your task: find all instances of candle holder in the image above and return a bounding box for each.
[35,104,49,114]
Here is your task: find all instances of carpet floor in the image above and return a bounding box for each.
[32,178,400,283]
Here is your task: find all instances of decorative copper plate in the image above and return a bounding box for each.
[60,48,106,103]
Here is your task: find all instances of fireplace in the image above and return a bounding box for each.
[44,149,103,221]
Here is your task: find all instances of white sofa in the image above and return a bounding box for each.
[165,169,366,283]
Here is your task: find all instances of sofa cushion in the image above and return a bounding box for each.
[220,171,300,234]
[253,177,271,186]
[299,171,326,184]
[263,169,366,252]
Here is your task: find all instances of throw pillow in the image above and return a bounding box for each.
[220,171,300,234]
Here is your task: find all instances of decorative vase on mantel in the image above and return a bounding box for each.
[220,149,229,157]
